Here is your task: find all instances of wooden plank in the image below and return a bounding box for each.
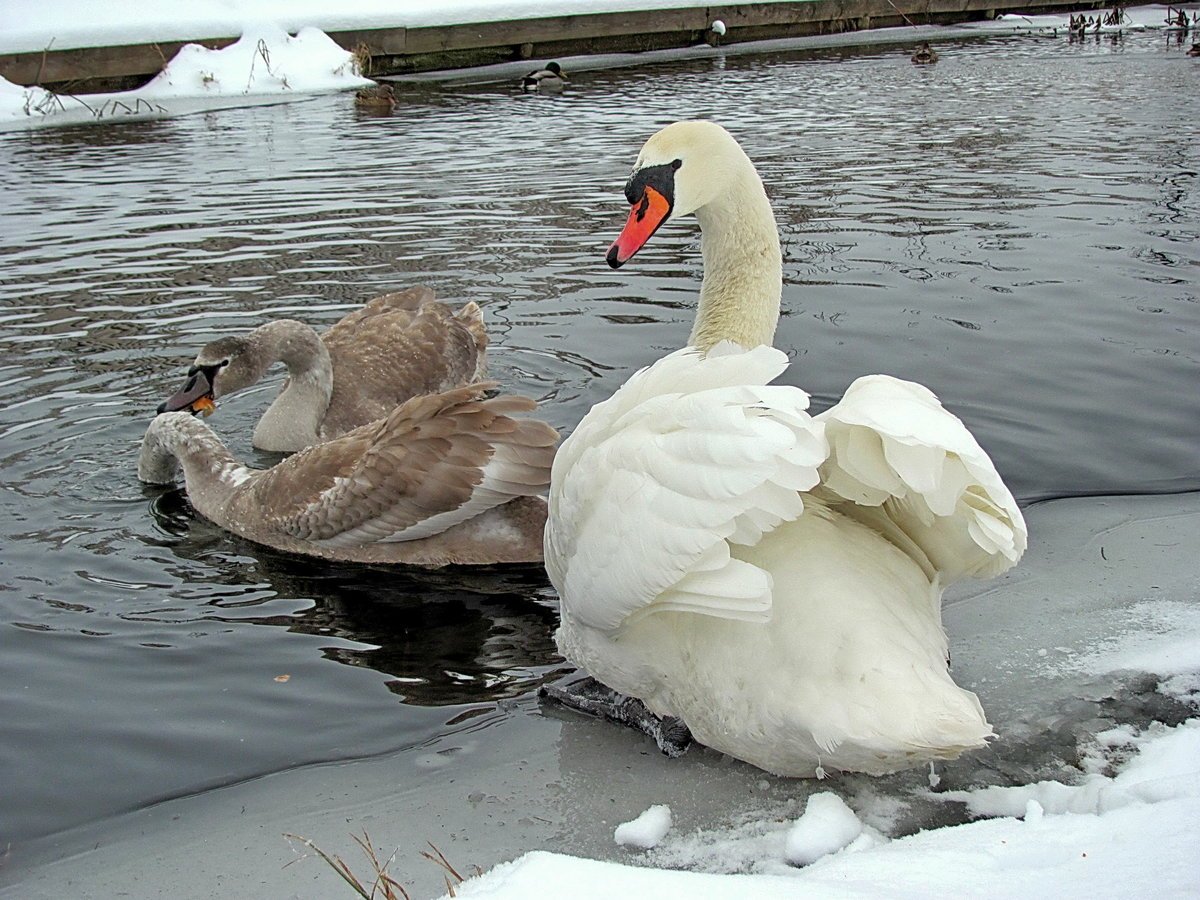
[403,10,709,54]
[0,38,233,87]
[327,27,407,56]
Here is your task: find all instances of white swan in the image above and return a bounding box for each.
[545,121,1027,777]
[158,287,486,452]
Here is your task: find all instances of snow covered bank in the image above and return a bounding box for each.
[965,4,1200,34]
[0,25,371,131]
[1,1,800,55]
[454,717,1200,898]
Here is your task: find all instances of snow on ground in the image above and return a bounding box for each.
[453,606,1200,898]
[1070,600,1200,701]
[783,793,869,866]
[454,721,1200,898]
[614,804,673,849]
[0,24,370,130]
[968,3,1200,34]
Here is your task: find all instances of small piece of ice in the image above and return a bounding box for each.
[1037,648,1049,657]
[614,804,672,850]
[1025,798,1045,823]
[928,762,941,789]
[784,792,863,866]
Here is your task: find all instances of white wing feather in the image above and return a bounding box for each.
[816,375,1027,582]
[545,343,827,635]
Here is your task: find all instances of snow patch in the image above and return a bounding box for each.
[1070,600,1200,701]
[0,77,60,122]
[1,24,371,131]
[454,713,1200,897]
[939,719,1200,819]
[614,804,672,850]
[783,792,864,866]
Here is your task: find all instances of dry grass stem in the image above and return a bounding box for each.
[283,830,412,900]
[351,42,373,77]
[420,842,464,897]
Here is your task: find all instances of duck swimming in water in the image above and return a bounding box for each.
[521,61,569,93]
[911,42,938,64]
[354,82,396,111]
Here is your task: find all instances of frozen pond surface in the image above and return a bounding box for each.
[1,26,1198,895]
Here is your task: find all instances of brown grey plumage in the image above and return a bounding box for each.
[158,287,488,452]
[138,384,558,566]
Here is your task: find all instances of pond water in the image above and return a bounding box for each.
[1,29,1198,853]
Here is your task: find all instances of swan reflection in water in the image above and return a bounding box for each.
[146,488,567,708]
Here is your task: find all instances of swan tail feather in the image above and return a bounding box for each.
[816,374,1026,585]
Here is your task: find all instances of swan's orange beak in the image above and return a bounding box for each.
[607,186,671,269]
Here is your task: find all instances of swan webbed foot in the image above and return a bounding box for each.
[539,677,693,758]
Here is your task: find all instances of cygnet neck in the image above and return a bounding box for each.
[251,320,333,452]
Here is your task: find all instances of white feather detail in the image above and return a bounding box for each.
[816,374,1027,581]
[546,344,825,635]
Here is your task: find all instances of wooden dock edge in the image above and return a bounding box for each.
[1,0,1102,93]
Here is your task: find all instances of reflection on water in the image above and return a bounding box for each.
[142,490,562,707]
[0,31,1197,847]
[291,574,562,705]
[152,488,566,707]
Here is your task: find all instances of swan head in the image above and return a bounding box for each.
[157,335,262,416]
[607,120,754,268]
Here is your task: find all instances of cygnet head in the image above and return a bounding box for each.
[156,335,259,415]
[606,121,757,268]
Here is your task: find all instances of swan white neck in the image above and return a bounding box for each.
[249,320,333,451]
[689,163,782,353]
